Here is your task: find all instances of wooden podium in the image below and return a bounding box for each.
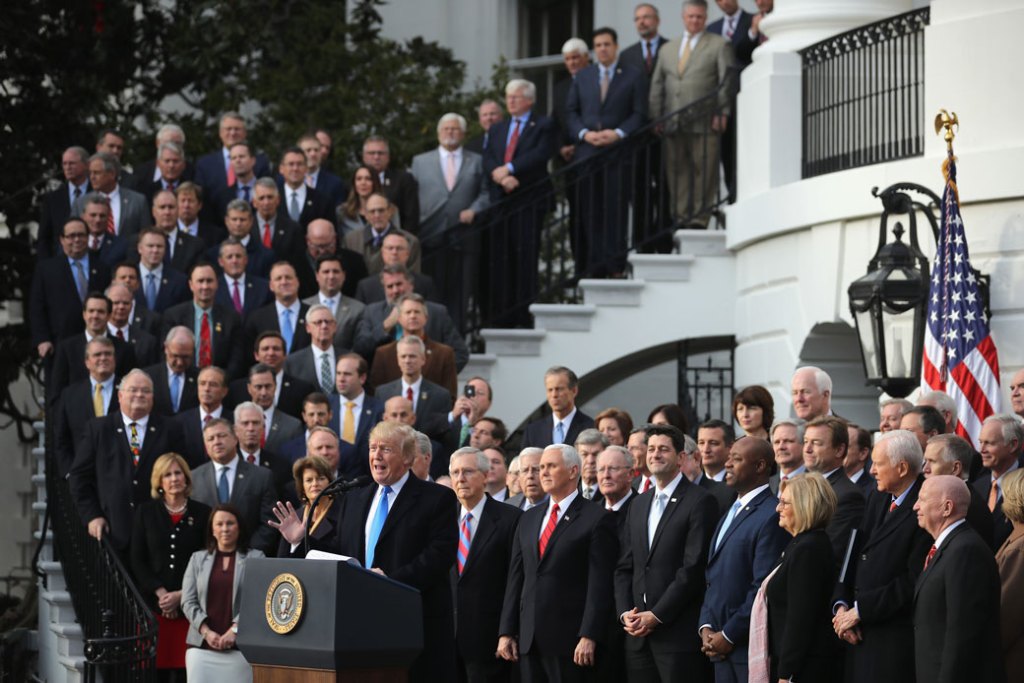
[237,558,423,682]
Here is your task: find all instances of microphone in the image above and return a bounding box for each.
[304,476,371,555]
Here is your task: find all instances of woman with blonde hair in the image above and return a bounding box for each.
[749,473,840,683]
[997,468,1024,680]
[131,453,211,683]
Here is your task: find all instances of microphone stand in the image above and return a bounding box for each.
[303,475,370,557]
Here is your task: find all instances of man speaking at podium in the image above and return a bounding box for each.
[334,421,459,682]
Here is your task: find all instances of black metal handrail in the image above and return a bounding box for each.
[800,7,930,179]
[43,419,157,681]
[422,68,740,337]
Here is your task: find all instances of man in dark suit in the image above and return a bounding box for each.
[450,447,523,683]
[499,443,618,681]
[126,124,192,194]
[845,424,877,494]
[105,282,160,366]
[805,416,866,565]
[831,430,933,683]
[277,146,335,232]
[923,434,995,548]
[81,194,128,271]
[620,4,669,79]
[279,392,332,464]
[244,261,311,356]
[135,228,191,314]
[551,39,590,167]
[368,295,458,397]
[151,189,205,274]
[681,433,737,519]
[160,262,245,380]
[214,238,271,324]
[252,178,303,263]
[615,424,718,681]
[233,400,297,505]
[189,417,279,554]
[567,27,648,277]
[30,218,112,364]
[520,366,596,450]
[481,79,557,327]
[298,133,347,210]
[176,181,226,249]
[243,363,303,454]
[193,113,271,202]
[328,353,384,479]
[972,413,1023,548]
[283,303,346,394]
[362,136,420,233]
[53,337,120,477]
[354,233,436,304]
[465,99,504,155]
[295,219,368,300]
[72,152,150,239]
[699,436,788,683]
[137,142,191,203]
[144,326,199,417]
[342,194,423,275]
[38,146,90,259]
[207,199,275,279]
[352,265,468,370]
[224,331,314,419]
[505,448,550,512]
[912,475,1004,683]
[302,253,365,351]
[208,141,261,224]
[174,366,231,468]
[332,422,458,682]
[576,429,610,504]
[69,369,185,550]
[374,336,453,443]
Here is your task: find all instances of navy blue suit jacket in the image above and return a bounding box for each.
[30,255,111,347]
[204,236,274,280]
[193,149,271,196]
[481,113,557,203]
[567,62,648,161]
[313,169,347,209]
[707,11,757,67]
[215,274,271,323]
[327,393,384,479]
[698,487,788,653]
[133,267,190,314]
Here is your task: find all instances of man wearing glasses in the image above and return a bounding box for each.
[343,193,421,275]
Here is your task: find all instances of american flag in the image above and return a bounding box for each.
[921,156,1001,448]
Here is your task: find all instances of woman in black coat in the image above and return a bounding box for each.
[269,455,341,557]
[760,472,841,683]
[130,452,211,682]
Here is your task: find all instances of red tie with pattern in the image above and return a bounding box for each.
[923,544,937,569]
[504,119,521,164]
[538,503,560,558]
[406,387,414,402]
[199,312,212,367]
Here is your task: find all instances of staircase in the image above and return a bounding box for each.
[33,421,87,683]
[461,230,737,428]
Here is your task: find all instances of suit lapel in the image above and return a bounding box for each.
[649,481,688,555]
[231,461,250,502]
[914,522,965,599]
[379,476,421,541]
[539,496,583,565]
[461,499,498,577]
[710,488,772,561]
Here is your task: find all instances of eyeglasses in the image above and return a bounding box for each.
[777,499,793,508]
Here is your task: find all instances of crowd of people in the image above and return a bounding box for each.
[31,1,1022,682]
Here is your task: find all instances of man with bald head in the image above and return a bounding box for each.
[144,326,199,417]
[913,475,1003,683]
[923,433,995,548]
[294,217,368,300]
[791,366,833,420]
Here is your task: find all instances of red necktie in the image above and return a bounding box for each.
[406,387,414,402]
[231,280,243,314]
[923,544,937,569]
[226,162,236,187]
[247,454,256,465]
[645,41,654,72]
[538,503,560,558]
[106,207,115,234]
[116,328,125,341]
[263,223,273,248]
[889,500,898,512]
[504,119,521,164]
[641,478,652,493]
[199,312,212,367]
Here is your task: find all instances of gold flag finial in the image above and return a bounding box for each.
[934,109,958,154]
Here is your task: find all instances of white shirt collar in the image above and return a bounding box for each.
[606,489,633,511]
[736,483,770,509]
[934,518,967,550]
[654,471,684,499]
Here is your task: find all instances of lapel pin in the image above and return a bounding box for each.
[117,428,124,433]
[670,498,678,503]
[422,392,429,399]
[238,473,245,479]
[215,322,222,333]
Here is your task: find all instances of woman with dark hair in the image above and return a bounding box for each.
[647,403,690,436]
[732,385,775,440]
[268,455,340,557]
[131,453,211,683]
[337,165,401,235]
[594,407,634,447]
[749,473,840,683]
[181,503,264,681]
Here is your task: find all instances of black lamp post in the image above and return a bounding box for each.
[847,186,932,398]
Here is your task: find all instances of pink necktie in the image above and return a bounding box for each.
[231,280,243,313]
[444,153,457,191]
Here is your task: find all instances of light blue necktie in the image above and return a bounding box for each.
[170,373,181,412]
[365,485,393,569]
[145,273,157,310]
[553,421,565,445]
[289,191,301,222]
[280,308,294,352]
[217,466,230,503]
[72,260,88,301]
[715,499,744,551]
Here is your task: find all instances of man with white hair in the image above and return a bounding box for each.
[551,37,591,165]
[128,123,191,192]
[505,448,549,511]
[916,390,958,435]
[832,430,932,682]
[879,397,913,433]
[498,443,618,678]
[791,365,833,420]
[972,413,1024,548]
[1009,369,1024,419]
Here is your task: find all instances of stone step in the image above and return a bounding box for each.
[579,279,645,307]
[629,254,696,282]
[458,353,496,381]
[529,304,597,332]
[41,590,75,625]
[58,654,85,683]
[39,561,66,591]
[52,623,84,658]
[479,329,546,357]
[674,229,730,256]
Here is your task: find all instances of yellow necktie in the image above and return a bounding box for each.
[343,401,356,443]
[93,383,104,417]
[989,480,1000,512]
[677,37,693,75]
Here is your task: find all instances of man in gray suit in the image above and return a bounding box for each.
[190,417,278,553]
[283,303,346,394]
[245,363,302,454]
[73,152,150,238]
[649,0,735,228]
[411,113,490,322]
[302,252,364,351]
